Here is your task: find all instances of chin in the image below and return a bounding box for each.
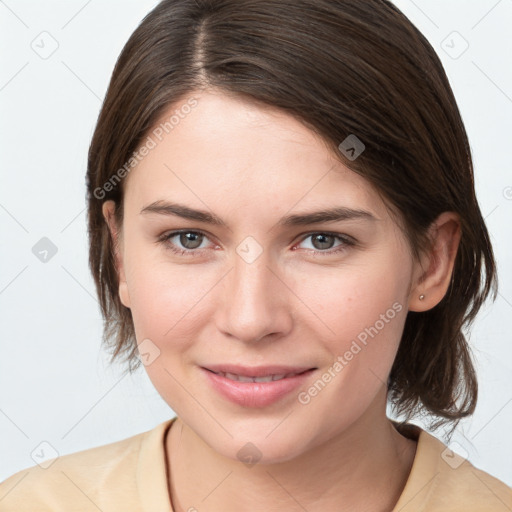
[204,426,309,467]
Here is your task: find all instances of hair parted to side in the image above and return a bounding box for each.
[86,0,497,432]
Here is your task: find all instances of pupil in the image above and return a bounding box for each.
[181,232,202,249]
[314,234,333,250]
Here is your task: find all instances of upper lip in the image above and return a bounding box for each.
[203,364,316,377]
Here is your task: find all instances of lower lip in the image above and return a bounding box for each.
[201,367,316,408]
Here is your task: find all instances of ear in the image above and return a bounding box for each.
[102,200,131,309]
[408,211,461,312]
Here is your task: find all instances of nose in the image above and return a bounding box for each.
[215,246,293,344]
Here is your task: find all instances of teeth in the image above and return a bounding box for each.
[219,372,294,382]
[225,372,256,382]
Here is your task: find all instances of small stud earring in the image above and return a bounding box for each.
[419,294,425,300]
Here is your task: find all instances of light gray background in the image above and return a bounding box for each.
[1,0,511,486]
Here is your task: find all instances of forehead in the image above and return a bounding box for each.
[122,90,388,222]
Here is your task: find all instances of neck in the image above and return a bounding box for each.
[166,391,417,512]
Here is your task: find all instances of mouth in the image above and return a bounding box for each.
[201,365,317,408]
[204,368,313,383]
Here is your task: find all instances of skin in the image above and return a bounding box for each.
[102,89,461,511]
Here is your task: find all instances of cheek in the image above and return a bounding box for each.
[289,262,409,433]
[124,259,211,402]
[293,257,409,374]
[124,250,216,348]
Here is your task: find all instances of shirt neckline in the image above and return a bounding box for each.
[136,416,436,512]
[390,420,442,510]
[137,416,177,512]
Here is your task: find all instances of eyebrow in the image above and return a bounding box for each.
[140,200,379,227]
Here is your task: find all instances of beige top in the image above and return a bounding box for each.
[1,416,511,511]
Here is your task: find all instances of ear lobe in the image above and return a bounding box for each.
[101,200,131,309]
[408,212,461,312]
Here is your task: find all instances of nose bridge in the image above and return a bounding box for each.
[234,248,273,301]
[218,238,291,342]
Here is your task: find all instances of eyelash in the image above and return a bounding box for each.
[156,229,356,258]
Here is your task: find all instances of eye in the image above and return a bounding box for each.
[157,230,214,256]
[157,230,356,258]
[294,232,356,255]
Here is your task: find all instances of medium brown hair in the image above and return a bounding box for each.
[86,0,497,431]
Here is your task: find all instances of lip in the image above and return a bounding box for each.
[201,366,316,408]
[203,364,315,378]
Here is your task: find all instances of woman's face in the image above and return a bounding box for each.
[103,90,420,463]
